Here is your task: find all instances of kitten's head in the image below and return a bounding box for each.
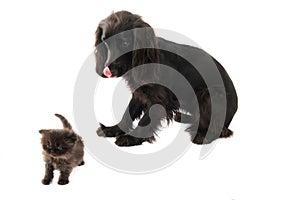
[39,129,77,157]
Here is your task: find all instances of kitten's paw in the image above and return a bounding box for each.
[115,135,144,147]
[42,178,52,185]
[96,124,124,137]
[58,179,69,185]
[78,160,85,166]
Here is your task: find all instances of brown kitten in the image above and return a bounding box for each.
[39,114,84,185]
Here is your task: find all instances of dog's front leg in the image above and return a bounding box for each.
[115,104,166,146]
[97,97,144,137]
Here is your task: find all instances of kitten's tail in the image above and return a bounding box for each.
[55,113,72,129]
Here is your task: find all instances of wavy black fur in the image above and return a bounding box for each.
[95,11,238,146]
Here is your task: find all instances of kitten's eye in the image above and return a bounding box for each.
[46,141,52,149]
[57,146,63,151]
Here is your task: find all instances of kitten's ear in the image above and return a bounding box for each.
[65,134,77,143]
[39,129,50,134]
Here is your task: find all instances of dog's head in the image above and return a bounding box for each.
[94,11,159,81]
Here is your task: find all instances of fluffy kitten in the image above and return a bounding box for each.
[39,114,84,185]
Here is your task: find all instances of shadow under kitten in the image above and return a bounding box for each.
[39,114,84,185]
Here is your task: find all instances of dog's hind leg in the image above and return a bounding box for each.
[187,87,234,144]
[191,126,233,144]
[219,126,233,138]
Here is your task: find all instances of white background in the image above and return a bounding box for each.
[1,0,300,199]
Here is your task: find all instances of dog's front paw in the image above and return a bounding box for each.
[97,124,125,137]
[96,124,107,137]
[115,135,144,147]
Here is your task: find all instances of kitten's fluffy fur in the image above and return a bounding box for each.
[39,114,84,185]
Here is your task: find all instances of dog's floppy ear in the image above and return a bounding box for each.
[94,23,108,75]
[95,25,103,47]
[131,19,160,83]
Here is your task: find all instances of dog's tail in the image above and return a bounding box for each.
[55,113,72,129]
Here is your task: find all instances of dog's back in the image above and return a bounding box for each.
[156,37,238,126]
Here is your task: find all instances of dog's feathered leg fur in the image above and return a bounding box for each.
[97,97,144,137]
[115,103,169,146]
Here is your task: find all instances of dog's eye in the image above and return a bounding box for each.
[122,40,130,48]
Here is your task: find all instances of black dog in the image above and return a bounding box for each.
[95,11,238,146]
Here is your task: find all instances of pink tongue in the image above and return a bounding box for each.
[103,67,116,78]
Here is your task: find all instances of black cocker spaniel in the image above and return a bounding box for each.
[95,11,238,146]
